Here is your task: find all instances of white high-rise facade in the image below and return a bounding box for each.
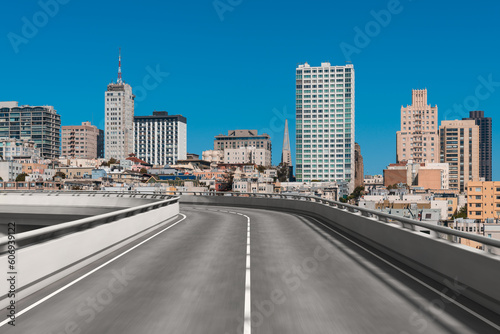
[295,62,355,192]
[133,111,187,166]
[104,51,134,161]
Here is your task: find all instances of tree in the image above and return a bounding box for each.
[452,205,468,219]
[0,177,3,181]
[15,173,28,182]
[351,186,365,199]
[257,165,266,173]
[277,163,290,182]
[139,168,148,175]
[54,171,66,180]
[108,157,117,165]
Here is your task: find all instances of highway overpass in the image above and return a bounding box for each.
[0,192,499,333]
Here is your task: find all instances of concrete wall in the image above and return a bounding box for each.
[0,201,179,308]
[180,195,500,316]
[0,193,159,209]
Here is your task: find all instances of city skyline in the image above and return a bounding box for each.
[1,1,499,178]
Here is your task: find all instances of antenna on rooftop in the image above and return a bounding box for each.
[117,48,122,84]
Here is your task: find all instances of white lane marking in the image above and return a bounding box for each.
[0,214,188,328]
[210,208,251,333]
[309,217,500,332]
[243,214,251,334]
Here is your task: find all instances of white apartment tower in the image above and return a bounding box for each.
[105,50,135,161]
[295,62,355,192]
[396,89,439,163]
[133,111,187,166]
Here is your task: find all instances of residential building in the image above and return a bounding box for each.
[384,161,448,190]
[0,138,40,160]
[396,89,439,163]
[295,62,355,192]
[467,181,500,222]
[61,122,100,159]
[214,130,271,166]
[0,101,61,159]
[55,166,94,179]
[0,161,23,181]
[432,193,460,221]
[202,150,224,163]
[439,120,479,192]
[105,51,135,161]
[224,147,271,166]
[463,111,492,181]
[418,163,449,190]
[133,111,187,166]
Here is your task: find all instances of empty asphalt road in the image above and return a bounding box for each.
[2,205,499,334]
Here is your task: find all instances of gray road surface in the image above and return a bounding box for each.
[2,205,499,334]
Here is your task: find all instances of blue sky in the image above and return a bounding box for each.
[0,0,498,179]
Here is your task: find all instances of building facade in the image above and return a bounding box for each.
[105,52,134,161]
[396,89,439,164]
[0,161,22,181]
[467,181,500,222]
[439,120,479,192]
[0,101,61,159]
[463,111,492,181]
[214,130,272,166]
[133,111,187,166]
[61,122,100,159]
[295,62,355,191]
[97,129,104,159]
[0,138,40,160]
[214,130,271,150]
[223,147,271,166]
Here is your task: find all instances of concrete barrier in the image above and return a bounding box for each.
[180,195,500,316]
[0,198,179,309]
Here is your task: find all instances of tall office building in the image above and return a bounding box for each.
[295,62,355,191]
[281,119,292,165]
[463,111,492,181]
[133,111,187,166]
[439,120,479,192]
[105,50,135,161]
[0,101,61,159]
[61,122,100,159]
[396,89,439,163]
[97,129,104,158]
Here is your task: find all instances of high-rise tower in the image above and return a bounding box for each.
[463,111,492,181]
[439,120,479,192]
[105,49,135,161]
[281,119,292,166]
[396,89,439,163]
[295,62,355,193]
